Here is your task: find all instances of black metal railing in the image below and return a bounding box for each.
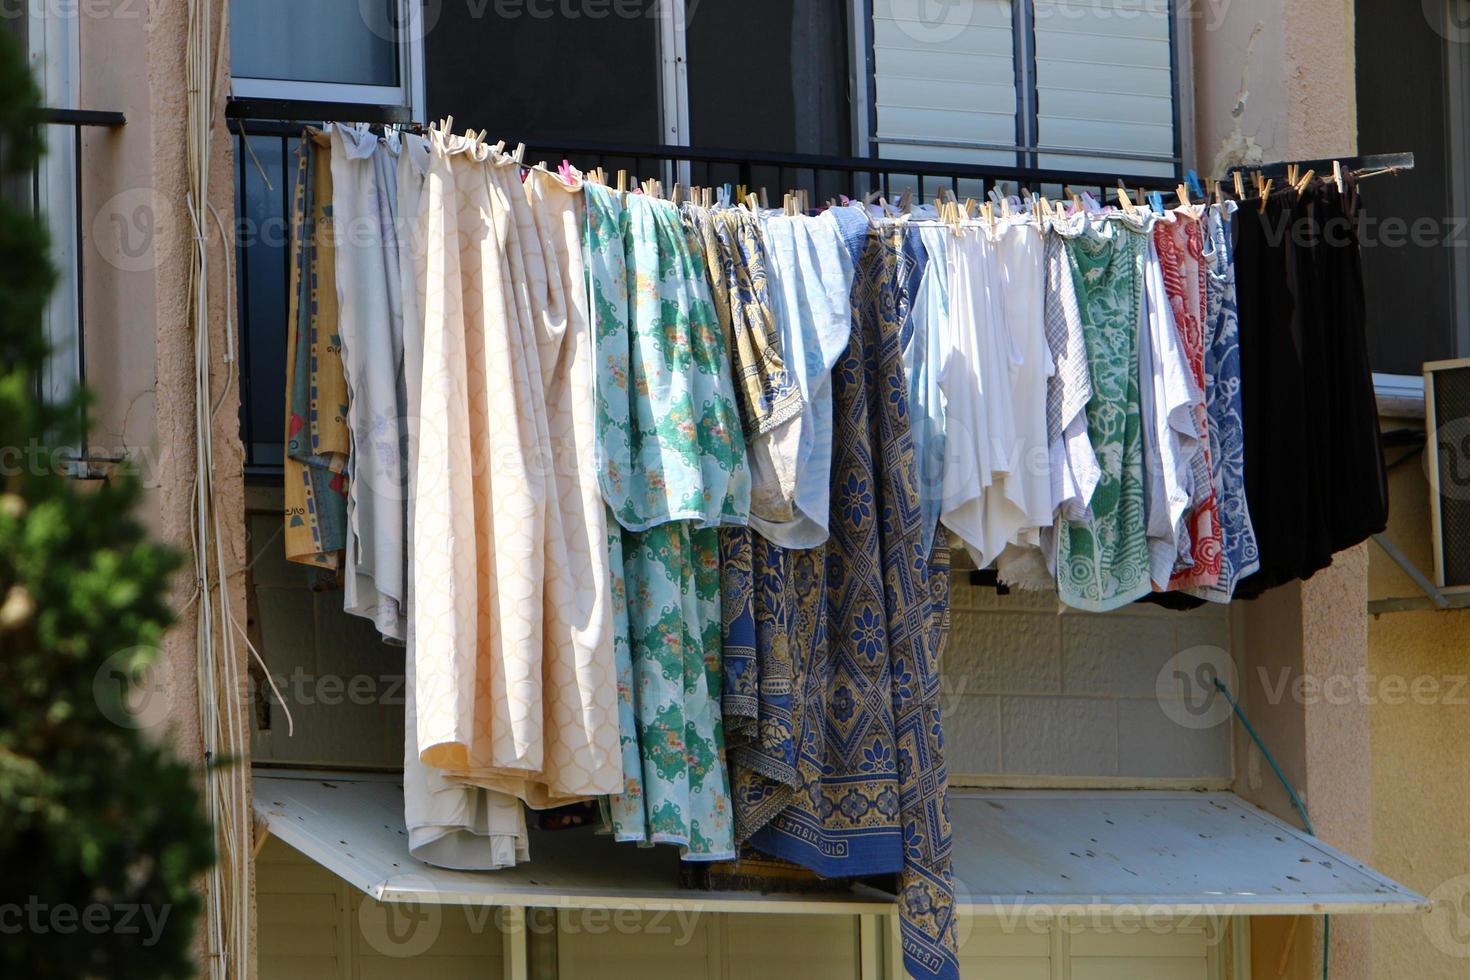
[39,109,126,395]
[229,101,1180,480]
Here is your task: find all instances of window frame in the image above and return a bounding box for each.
[30,4,82,409]
[853,0,1192,175]
[229,0,426,114]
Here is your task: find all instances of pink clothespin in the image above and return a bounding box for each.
[558,159,577,185]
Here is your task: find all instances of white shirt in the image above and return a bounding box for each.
[330,123,409,641]
[750,211,855,549]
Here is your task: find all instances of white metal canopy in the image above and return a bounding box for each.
[253,772,1427,917]
[947,790,1426,917]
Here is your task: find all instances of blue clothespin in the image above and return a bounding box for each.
[1148,191,1166,215]
[1187,169,1205,200]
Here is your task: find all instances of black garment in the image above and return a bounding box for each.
[1233,181,1388,599]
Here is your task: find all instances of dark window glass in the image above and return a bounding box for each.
[425,1,661,145]
[1356,5,1455,374]
[236,135,292,472]
[231,0,400,87]
[685,0,850,156]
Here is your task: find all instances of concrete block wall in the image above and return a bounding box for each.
[247,494,1232,782]
[943,578,1233,785]
[247,502,404,769]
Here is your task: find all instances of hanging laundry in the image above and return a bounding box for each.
[1234,181,1387,597]
[594,194,750,531]
[747,227,957,980]
[396,131,529,870]
[586,184,747,860]
[329,124,410,641]
[719,524,824,844]
[1186,201,1259,602]
[749,211,856,549]
[990,219,1055,554]
[1053,216,1153,611]
[908,225,954,556]
[942,217,1052,569]
[1311,185,1388,555]
[683,205,805,526]
[1137,222,1204,588]
[1154,212,1222,591]
[410,133,622,813]
[283,132,350,571]
[1039,230,1101,570]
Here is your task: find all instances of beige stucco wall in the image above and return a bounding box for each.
[1193,3,1383,979]
[76,0,248,973]
[1365,409,1470,978]
[1192,0,1357,176]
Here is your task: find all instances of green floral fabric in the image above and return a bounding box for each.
[1055,219,1152,611]
[585,184,746,859]
[587,186,750,532]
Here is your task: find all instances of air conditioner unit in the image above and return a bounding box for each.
[1425,358,1470,592]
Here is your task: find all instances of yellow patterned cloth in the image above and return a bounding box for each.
[283,132,350,569]
[411,135,622,808]
[682,205,804,438]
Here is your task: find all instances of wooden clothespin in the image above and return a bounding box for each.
[671,183,682,205]
[1333,160,1345,193]
[1294,169,1315,195]
[1233,171,1245,200]
[616,169,628,194]
[1286,163,1299,188]
[1258,178,1273,212]
[1116,184,1136,215]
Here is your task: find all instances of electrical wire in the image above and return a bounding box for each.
[1214,678,1329,980]
[185,0,250,975]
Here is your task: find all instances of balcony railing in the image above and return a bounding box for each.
[229,102,1179,480]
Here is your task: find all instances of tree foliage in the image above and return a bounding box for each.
[0,29,215,979]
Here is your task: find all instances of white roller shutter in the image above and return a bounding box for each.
[868,0,1178,178]
[1033,0,1176,176]
[872,0,1019,166]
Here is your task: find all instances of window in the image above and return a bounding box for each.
[10,5,82,409]
[1356,3,1459,376]
[228,0,425,472]
[865,0,1183,178]
[229,0,425,110]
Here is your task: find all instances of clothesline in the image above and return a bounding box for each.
[277,121,1390,980]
